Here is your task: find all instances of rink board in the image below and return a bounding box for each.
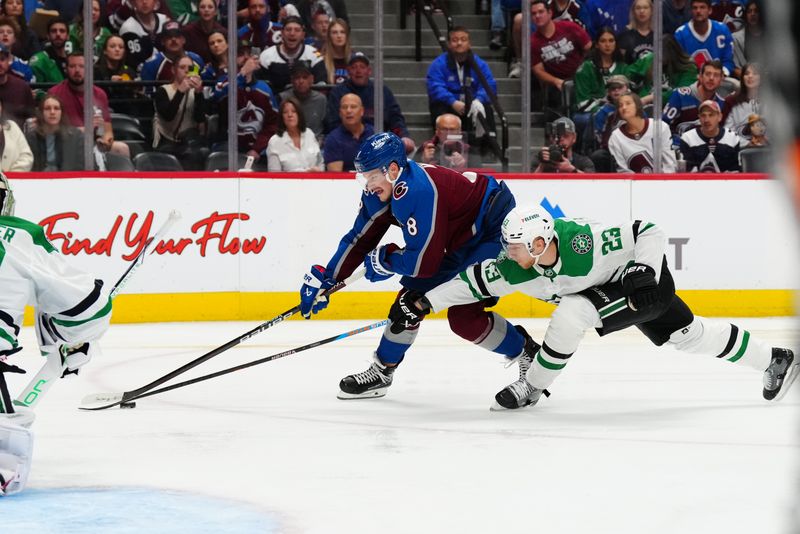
[8,172,798,321]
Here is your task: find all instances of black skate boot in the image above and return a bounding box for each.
[491,326,545,410]
[337,353,395,399]
[763,348,798,401]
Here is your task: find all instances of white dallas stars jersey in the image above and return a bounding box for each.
[608,118,677,174]
[0,216,111,356]
[425,218,666,312]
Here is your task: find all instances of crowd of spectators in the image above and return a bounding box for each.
[0,0,769,174]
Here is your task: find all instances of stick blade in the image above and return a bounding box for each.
[79,392,126,411]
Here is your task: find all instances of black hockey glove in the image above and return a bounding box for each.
[621,263,660,312]
[389,290,432,334]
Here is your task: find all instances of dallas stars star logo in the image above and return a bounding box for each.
[571,233,593,254]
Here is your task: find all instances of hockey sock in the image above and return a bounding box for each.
[448,304,526,358]
[668,317,772,371]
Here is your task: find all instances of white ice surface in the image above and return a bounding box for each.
[3,318,799,534]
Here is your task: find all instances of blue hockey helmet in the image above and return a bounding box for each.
[0,172,14,217]
[354,132,407,179]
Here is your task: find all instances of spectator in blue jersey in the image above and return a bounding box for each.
[210,49,279,165]
[299,131,517,401]
[674,0,735,77]
[238,0,281,52]
[618,0,654,64]
[426,26,497,153]
[662,59,726,141]
[583,0,631,37]
[324,52,415,154]
[663,0,692,34]
[141,22,205,92]
[0,19,33,82]
[322,92,373,172]
[679,99,740,171]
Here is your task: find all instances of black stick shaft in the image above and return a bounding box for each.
[132,320,389,401]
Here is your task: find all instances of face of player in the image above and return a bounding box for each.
[281,22,305,50]
[48,23,68,49]
[347,60,370,86]
[698,108,721,134]
[633,0,652,25]
[282,102,299,130]
[208,32,227,59]
[361,164,397,202]
[42,97,62,127]
[617,94,638,121]
[135,0,156,16]
[329,22,347,48]
[596,31,616,58]
[531,2,552,30]
[0,24,15,48]
[248,0,266,22]
[698,65,722,92]
[691,1,710,23]
[742,65,760,91]
[339,94,364,130]
[105,36,125,61]
[448,31,470,56]
[199,0,217,21]
[506,243,537,269]
[3,0,23,17]
[66,55,85,85]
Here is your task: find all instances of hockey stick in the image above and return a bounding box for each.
[79,267,367,411]
[80,319,389,409]
[12,210,183,410]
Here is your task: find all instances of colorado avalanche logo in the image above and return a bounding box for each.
[628,152,654,173]
[393,181,408,200]
[571,233,593,254]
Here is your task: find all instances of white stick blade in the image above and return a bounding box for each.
[79,392,125,410]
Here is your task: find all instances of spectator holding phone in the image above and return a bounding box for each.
[416,113,475,170]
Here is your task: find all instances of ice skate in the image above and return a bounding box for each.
[491,326,543,410]
[338,353,395,399]
[763,348,798,401]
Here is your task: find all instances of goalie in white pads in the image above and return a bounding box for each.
[389,205,798,410]
[0,174,112,495]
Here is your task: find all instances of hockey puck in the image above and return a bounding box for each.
[119,402,137,409]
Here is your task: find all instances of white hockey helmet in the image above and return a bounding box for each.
[501,206,555,262]
[0,173,14,217]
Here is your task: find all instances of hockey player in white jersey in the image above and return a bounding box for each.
[389,205,798,410]
[0,174,112,495]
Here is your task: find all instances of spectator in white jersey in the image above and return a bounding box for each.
[609,91,677,173]
[679,99,740,171]
[258,16,327,94]
[0,173,113,496]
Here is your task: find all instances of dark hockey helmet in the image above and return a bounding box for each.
[0,172,14,217]
[354,132,407,182]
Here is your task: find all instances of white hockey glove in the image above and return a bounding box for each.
[0,406,35,497]
[468,100,487,137]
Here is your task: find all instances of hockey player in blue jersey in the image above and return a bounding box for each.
[298,132,527,399]
[674,0,735,76]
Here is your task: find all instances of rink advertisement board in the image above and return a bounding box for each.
[8,172,797,321]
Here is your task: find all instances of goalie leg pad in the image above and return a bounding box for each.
[668,317,771,371]
[0,417,34,496]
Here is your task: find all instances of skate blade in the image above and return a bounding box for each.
[337,388,388,400]
[773,360,800,402]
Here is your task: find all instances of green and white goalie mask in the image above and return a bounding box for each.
[0,173,14,217]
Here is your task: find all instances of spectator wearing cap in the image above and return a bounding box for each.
[323,92,373,172]
[532,116,595,173]
[258,15,327,93]
[324,52,415,154]
[210,41,279,165]
[590,74,630,171]
[141,21,205,90]
[118,0,172,71]
[679,99,740,172]
[29,18,70,84]
[0,17,34,82]
[279,61,327,137]
[183,0,227,63]
[426,26,497,150]
[266,96,323,171]
[238,0,281,52]
[0,42,35,127]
